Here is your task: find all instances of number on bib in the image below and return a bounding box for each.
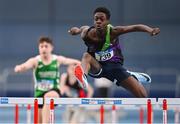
[95,49,114,61]
[36,80,54,91]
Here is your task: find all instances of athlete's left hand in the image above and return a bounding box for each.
[151,28,160,36]
[68,27,81,35]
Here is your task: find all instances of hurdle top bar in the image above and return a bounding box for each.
[0,97,43,105]
[45,98,157,105]
[0,97,179,106]
[158,98,180,105]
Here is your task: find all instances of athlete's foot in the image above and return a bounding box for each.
[74,65,88,89]
[127,71,151,84]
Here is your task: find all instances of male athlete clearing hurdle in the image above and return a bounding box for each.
[69,7,160,97]
[14,37,80,123]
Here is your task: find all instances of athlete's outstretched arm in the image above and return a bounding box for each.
[113,24,160,36]
[68,26,89,35]
[57,56,81,65]
[14,58,37,73]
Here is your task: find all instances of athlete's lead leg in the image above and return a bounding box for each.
[74,52,101,89]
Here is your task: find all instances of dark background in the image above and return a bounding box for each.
[0,0,180,97]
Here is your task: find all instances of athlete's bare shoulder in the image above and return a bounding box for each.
[110,26,124,36]
[81,26,97,41]
[80,26,90,39]
[32,55,40,67]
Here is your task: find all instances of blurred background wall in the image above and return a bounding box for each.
[0,0,180,97]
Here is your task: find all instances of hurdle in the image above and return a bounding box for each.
[46,98,157,124]
[0,98,179,123]
[158,98,180,124]
[0,97,43,124]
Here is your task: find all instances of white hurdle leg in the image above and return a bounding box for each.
[112,105,116,123]
[175,107,179,124]
[26,104,31,124]
[163,99,167,124]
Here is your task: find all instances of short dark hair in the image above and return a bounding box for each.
[93,7,111,20]
[38,36,53,46]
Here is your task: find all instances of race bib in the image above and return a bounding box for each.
[95,49,114,61]
[36,80,54,91]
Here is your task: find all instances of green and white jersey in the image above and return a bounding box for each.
[34,55,60,97]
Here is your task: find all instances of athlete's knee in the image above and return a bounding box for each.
[82,52,92,62]
[44,91,59,98]
[138,88,148,98]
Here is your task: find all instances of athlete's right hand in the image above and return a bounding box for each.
[68,27,81,35]
[151,28,160,36]
[14,65,22,73]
